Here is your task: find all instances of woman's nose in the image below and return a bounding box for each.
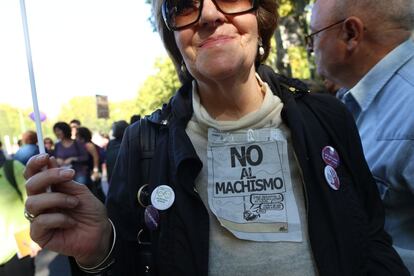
[198,0,226,28]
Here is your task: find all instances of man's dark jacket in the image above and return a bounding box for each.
[106,65,408,276]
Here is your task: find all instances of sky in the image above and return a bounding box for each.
[0,0,166,119]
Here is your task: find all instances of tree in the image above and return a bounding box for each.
[275,0,312,79]
[135,57,180,116]
[56,96,139,134]
[0,104,24,143]
[0,103,55,150]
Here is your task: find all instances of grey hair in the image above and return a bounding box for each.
[333,0,414,30]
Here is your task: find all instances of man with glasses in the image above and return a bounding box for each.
[310,0,414,273]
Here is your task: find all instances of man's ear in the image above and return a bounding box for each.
[342,16,365,51]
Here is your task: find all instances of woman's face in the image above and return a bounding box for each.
[174,0,259,82]
[54,128,64,140]
[44,139,53,150]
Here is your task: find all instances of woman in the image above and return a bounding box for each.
[24,0,408,275]
[106,120,129,183]
[43,137,55,156]
[76,126,105,202]
[52,122,89,184]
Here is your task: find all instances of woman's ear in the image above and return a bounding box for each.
[342,16,365,51]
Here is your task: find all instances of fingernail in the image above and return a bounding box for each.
[59,169,75,178]
[36,153,49,162]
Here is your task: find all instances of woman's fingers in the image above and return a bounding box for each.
[30,213,77,247]
[24,154,59,180]
[25,192,79,217]
[24,153,50,179]
[25,167,75,196]
[48,156,59,168]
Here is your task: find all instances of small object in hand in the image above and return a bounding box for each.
[24,209,36,222]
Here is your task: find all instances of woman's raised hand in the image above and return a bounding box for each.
[24,153,112,266]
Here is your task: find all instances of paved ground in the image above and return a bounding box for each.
[35,178,109,276]
[35,250,71,276]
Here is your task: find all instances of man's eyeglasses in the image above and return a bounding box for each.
[305,19,346,52]
[162,0,259,31]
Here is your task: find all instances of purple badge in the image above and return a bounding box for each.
[322,146,340,168]
[144,205,159,231]
[324,165,340,190]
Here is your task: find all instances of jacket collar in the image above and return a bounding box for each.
[150,65,311,191]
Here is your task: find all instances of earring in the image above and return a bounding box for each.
[181,61,187,73]
[258,38,265,56]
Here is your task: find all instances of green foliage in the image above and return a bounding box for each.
[0,55,177,143]
[57,96,107,133]
[279,0,294,17]
[287,46,311,79]
[275,0,313,78]
[135,57,180,116]
[0,104,56,146]
[264,37,277,69]
[56,96,139,134]
[0,104,23,142]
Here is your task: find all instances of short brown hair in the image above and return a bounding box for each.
[22,130,38,145]
[152,0,279,83]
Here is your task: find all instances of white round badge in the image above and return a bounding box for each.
[324,165,340,191]
[151,185,175,210]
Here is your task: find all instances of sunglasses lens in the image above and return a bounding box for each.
[164,0,201,30]
[164,0,256,30]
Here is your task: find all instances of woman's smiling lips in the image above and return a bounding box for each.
[199,35,235,48]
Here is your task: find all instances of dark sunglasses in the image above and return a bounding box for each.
[162,0,259,31]
[305,19,346,52]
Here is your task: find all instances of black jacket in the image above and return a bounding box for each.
[106,65,408,276]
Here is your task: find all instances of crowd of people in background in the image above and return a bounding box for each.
[1,0,413,274]
[0,115,137,275]
[1,115,139,187]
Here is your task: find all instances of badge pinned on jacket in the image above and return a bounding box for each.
[321,146,340,168]
[322,146,341,190]
[324,165,340,190]
[151,185,175,210]
[144,205,160,231]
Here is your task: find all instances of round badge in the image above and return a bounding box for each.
[137,184,150,207]
[324,165,340,190]
[144,205,159,231]
[321,146,340,168]
[151,185,175,211]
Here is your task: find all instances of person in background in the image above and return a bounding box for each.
[43,137,55,156]
[70,119,81,140]
[0,141,6,167]
[53,122,89,184]
[23,0,408,275]
[76,126,105,202]
[129,114,141,125]
[309,0,414,271]
[106,120,129,183]
[100,133,110,150]
[13,131,39,165]
[0,160,38,276]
